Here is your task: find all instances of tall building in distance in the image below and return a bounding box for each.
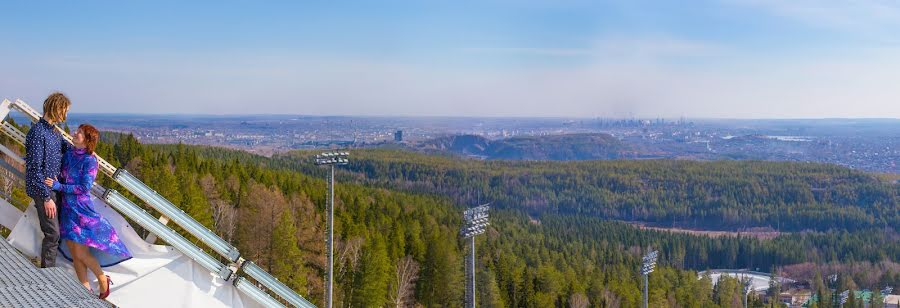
[394,130,403,142]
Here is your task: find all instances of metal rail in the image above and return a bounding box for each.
[234,277,286,308]
[242,261,315,308]
[112,169,240,262]
[99,186,234,280]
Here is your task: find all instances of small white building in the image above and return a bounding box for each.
[885,295,900,308]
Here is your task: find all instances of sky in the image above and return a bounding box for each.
[1,0,899,118]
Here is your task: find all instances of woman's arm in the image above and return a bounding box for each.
[51,156,98,195]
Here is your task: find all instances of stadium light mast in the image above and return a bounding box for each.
[641,250,658,308]
[828,274,839,308]
[315,151,349,308]
[461,204,490,308]
[741,276,753,308]
[839,290,849,307]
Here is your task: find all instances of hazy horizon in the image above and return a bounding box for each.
[13,112,900,121]
[3,1,900,118]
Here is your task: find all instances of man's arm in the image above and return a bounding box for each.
[24,128,50,199]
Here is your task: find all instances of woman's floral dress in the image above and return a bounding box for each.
[54,148,131,266]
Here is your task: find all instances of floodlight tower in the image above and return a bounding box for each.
[461,204,490,308]
[839,290,849,307]
[315,151,349,308]
[741,275,753,308]
[641,250,658,308]
[828,274,839,308]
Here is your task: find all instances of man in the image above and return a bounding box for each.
[25,92,71,268]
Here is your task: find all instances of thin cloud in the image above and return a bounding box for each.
[461,47,592,57]
[587,37,723,61]
[462,37,720,59]
[731,0,900,42]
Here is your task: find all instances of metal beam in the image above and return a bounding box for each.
[100,186,233,280]
[234,277,287,308]
[113,169,240,262]
[241,261,316,308]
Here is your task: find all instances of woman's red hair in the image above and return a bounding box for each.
[78,124,99,154]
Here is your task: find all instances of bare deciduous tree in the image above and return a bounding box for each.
[235,181,286,270]
[569,292,589,308]
[336,237,363,308]
[389,256,420,308]
[602,288,622,308]
[336,237,364,281]
[200,174,236,242]
[285,192,323,300]
[211,199,236,241]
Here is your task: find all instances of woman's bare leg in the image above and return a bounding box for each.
[75,244,107,293]
[66,241,90,290]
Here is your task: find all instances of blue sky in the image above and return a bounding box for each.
[1,0,899,118]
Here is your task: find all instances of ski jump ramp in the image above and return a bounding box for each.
[3,196,259,308]
[0,98,314,308]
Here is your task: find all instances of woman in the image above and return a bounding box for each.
[44,124,131,299]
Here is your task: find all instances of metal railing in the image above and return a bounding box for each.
[242,261,314,307]
[98,186,234,279]
[112,169,240,262]
[0,98,315,307]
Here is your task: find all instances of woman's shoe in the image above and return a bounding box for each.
[99,275,113,300]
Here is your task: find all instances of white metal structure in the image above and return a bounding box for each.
[461,204,489,308]
[0,98,315,307]
[641,250,658,308]
[840,290,850,306]
[741,275,753,307]
[314,151,348,308]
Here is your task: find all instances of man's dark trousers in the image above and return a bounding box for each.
[31,192,60,268]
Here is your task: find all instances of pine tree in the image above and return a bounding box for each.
[871,290,884,308]
[478,267,505,308]
[767,270,782,305]
[417,233,462,307]
[270,210,308,295]
[847,289,856,308]
[179,173,215,230]
[352,235,391,307]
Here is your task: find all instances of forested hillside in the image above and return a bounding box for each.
[275,149,899,232]
[67,133,899,307]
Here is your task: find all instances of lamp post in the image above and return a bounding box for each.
[741,275,753,308]
[641,250,658,308]
[839,290,849,307]
[461,204,489,308]
[829,274,839,308]
[315,151,349,308]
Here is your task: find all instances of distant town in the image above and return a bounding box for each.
[38,114,899,174]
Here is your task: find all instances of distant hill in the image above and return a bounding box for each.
[420,133,630,160]
[420,134,492,157]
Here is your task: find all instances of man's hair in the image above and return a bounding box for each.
[42,92,71,123]
[78,124,99,154]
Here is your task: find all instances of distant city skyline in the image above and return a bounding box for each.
[2,1,900,118]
